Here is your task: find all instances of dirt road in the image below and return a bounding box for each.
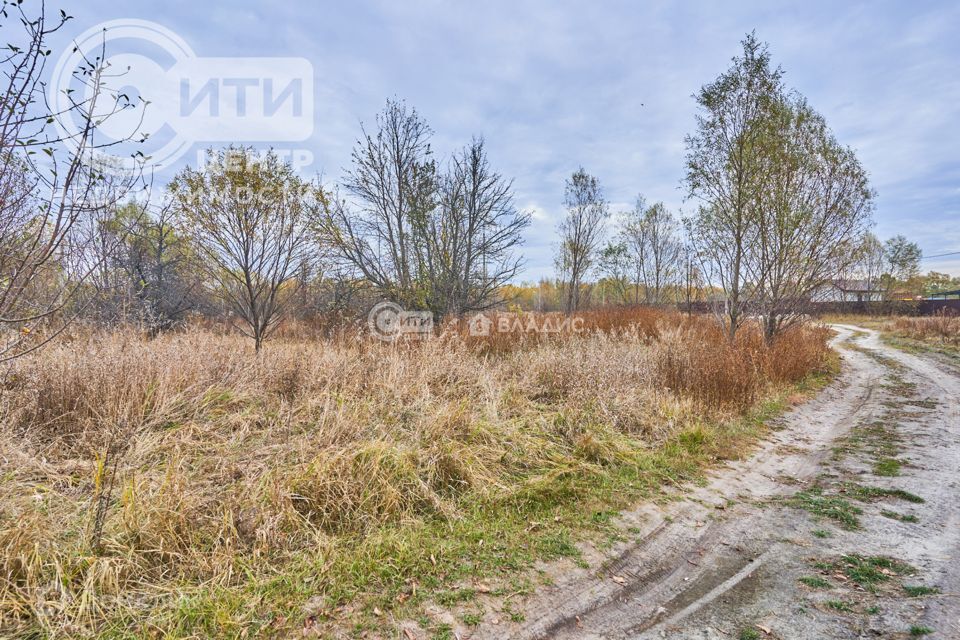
[475,325,960,639]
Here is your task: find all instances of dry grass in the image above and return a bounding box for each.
[890,312,960,346]
[0,308,832,638]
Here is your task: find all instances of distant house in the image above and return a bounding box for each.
[811,279,884,303]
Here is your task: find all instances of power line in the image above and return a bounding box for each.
[921,250,960,260]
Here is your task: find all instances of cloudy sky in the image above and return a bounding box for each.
[51,0,960,280]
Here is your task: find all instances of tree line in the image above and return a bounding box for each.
[0,5,939,356]
[549,34,936,341]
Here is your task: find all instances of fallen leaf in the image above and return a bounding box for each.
[612,575,627,585]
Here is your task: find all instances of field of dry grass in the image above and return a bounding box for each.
[0,308,834,638]
[889,313,960,347]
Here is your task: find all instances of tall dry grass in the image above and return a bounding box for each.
[890,311,960,346]
[0,308,831,637]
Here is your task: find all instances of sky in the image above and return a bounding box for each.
[44,0,960,281]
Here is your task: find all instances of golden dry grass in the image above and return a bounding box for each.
[0,308,832,638]
[890,313,960,346]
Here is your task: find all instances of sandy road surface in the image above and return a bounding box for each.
[473,325,960,639]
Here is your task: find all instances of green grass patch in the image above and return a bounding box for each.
[812,528,831,538]
[825,600,854,612]
[828,555,916,591]
[789,488,862,530]
[461,612,482,626]
[798,576,831,589]
[739,628,761,640]
[843,483,924,504]
[910,626,934,636]
[904,585,941,597]
[873,457,903,477]
[881,510,919,523]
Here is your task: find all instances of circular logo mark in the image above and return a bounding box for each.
[49,19,196,174]
[367,301,404,342]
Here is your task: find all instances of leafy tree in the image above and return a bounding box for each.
[598,241,634,304]
[686,33,874,340]
[853,232,887,293]
[685,33,783,339]
[922,271,960,297]
[884,235,922,285]
[749,96,874,339]
[118,203,205,332]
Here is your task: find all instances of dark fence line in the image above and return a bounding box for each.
[810,300,960,316]
[676,300,960,317]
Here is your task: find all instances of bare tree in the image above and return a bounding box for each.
[749,97,874,340]
[681,240,706,316]
[556,168,609,313]
[0,3,146,360]
[685,33,782,340]
[322,99,437,310]
[425,138,530,315]
[605,197,650,306]
[322,102,528,318]
[170,148,317,352]
[620,199,682,304]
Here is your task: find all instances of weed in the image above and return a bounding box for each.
[502,604,525,623]
[829,555,916,591]
[799,576,831,589]
[435,589,476,607]
[826,600,854,612]
[431,623,455,640]
[462,612,483,626]
[739,628,761,640]
[881,510,919,523]
[843,483,924,504]
[910,626,934,636]
[812,529,831,538]
[873,458,903,477]
[904,585,941,597]
[789,488,862,529]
